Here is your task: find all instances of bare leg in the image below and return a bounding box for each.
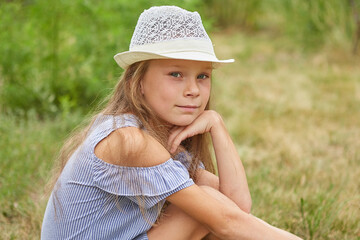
[147,198,209,240]
[148,168,302,240]
[148,185,302,240]
[148,185,234,240]
[147,170,222,240]
[196,170,221,240]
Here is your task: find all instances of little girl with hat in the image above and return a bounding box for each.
[41,6,302,240]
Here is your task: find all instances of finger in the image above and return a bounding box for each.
[167,126,185,151]
[169,126,197,154]
[169,125,181,133]
[168,126,184,143]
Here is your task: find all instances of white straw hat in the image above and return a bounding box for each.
[114,6,234,69]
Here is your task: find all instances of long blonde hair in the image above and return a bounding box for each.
[47,60,215,194]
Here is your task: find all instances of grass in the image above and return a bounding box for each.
[212,31,360,239]
[1,31,360,239]
[0,113,83,239]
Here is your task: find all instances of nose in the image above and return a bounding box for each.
[184,78,200,97]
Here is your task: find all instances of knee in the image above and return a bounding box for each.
[198,186,250,214]
[195,170,219,190]
[197,187,253,239]
[196,172,252,214]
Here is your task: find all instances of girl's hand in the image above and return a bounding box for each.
[167,110,223,154]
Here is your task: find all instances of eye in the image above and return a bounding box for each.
[197,73,209,79]
[170,72,182,78]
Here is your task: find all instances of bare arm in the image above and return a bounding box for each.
[166,184,302,240]
[209,111,251,212]
[168,110,251,212]
[95,124,301,239]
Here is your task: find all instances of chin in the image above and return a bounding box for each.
[170,116,197,126]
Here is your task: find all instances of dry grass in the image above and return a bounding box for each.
[212,32,360,239]
[1,31,359,239]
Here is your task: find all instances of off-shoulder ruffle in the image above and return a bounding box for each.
[90,114,195,208]
[92,156,193,197]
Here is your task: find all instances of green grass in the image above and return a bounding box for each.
[1,1,359,239]
[0,113,83,239]
[1,20,360,240]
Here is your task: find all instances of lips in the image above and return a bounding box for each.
[176,105,199,109]
[176,105,200,112]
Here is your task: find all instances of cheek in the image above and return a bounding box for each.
[201,83,211,101]
[157,83,179,100]
[146,84,177,108]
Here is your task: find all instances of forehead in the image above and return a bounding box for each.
[148,59,213,70]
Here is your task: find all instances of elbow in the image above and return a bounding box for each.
[239,191,252,214]
[242,196,252,214]
[220,185,252,214]
[229,191,252,214]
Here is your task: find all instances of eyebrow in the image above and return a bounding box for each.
[167,65,213,71]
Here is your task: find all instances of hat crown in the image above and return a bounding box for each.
[130,6,211,49]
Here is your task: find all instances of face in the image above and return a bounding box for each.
[141,59,212,126]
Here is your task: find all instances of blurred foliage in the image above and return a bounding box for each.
[0,0,358,118]
[201,0,357,49]
[201,0,263,29]
[0,0,204,117]
[267,0,356,49]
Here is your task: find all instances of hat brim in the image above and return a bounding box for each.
[114,50,234,69]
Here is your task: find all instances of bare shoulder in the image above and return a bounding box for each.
[94,127,170,167]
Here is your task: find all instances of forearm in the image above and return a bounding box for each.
[167,185,302,240]
[167,110,251,212]
[210,114,251,212]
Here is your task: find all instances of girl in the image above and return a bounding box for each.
[41,6,302,240]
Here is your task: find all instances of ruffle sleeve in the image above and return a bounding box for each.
[92,157,194,209]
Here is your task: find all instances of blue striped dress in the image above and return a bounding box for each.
[41,114,195,240]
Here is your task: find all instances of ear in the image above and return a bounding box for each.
[140,80,144,94]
